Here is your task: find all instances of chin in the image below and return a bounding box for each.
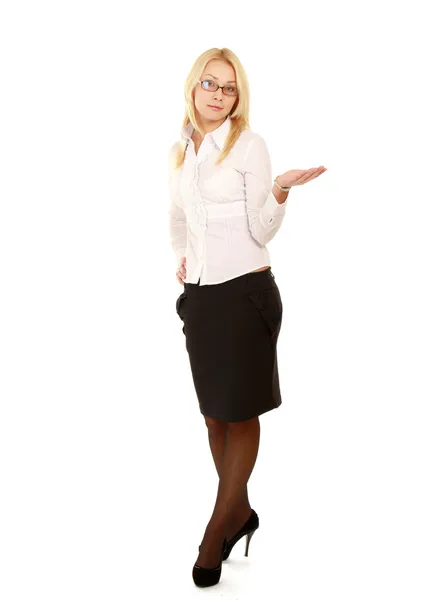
[206,111,227,119]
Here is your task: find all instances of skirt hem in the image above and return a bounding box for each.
[200,401,282,423]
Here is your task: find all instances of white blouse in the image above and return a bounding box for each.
[167,115,287,285]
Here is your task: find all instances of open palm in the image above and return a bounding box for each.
[277,166,327,189]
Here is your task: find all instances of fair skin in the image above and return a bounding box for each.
[176,59,327,284]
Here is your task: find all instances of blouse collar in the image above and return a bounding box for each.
[181,115,231,151]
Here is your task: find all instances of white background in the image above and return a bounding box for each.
[1,1,426,598]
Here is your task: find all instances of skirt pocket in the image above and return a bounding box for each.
[246,285,282,346]
[176,290,188,335]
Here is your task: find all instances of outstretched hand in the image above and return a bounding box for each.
[277,166,327,189]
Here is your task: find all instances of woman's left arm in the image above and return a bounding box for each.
[244,134,328,246]
[243,134,288,246]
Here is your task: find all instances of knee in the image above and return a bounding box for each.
[227,415,259,433]
[204,416,228,435]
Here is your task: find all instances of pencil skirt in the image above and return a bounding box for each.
[175,267,283,423]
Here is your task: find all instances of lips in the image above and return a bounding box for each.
[208,104,223,109]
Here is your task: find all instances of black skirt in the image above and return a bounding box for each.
[175,267,283,423]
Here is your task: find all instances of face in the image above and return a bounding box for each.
[193,59,238,124]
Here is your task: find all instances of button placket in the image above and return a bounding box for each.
[184,143,212,280]
[194,153,209,263]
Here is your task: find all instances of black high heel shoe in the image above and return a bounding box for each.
[192,537,227,587]
[197,510,260,561]
[223,509,259,560]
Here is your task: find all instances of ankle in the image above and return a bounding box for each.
[230,503,252,524]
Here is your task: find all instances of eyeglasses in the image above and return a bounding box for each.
[197,79,238,97]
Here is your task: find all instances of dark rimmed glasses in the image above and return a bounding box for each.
[197,79,238,97]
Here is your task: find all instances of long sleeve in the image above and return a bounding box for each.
[243,135,287,246]
[168,143,187,263]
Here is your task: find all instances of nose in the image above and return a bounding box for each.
[213,90,224,101]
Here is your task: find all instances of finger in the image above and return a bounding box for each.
[296,169,315,181]
[307,168,323,179]
[309,166,327,177]
[302,169,325,183]
[302,173,321,183]
[296,170,317,183]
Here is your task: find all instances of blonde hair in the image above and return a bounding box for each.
[172,47,251,170]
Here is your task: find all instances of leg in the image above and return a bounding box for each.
[197,416,260,568]
[204,416,252,539]
[204,416,227,477]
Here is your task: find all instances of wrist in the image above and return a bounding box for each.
[274,176,291,192]
[272,184,289,205]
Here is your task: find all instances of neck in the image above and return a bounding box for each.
[194,114,228,139]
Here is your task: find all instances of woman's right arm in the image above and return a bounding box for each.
[168,143,187,263]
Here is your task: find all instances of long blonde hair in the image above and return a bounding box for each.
[172,48,251,170]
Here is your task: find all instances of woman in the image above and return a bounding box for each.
[168,47,327,587]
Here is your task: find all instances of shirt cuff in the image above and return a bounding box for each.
[259,190,288,228]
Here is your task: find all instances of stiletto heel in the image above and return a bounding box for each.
[222,508,259,561]
[244,529,255,557]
